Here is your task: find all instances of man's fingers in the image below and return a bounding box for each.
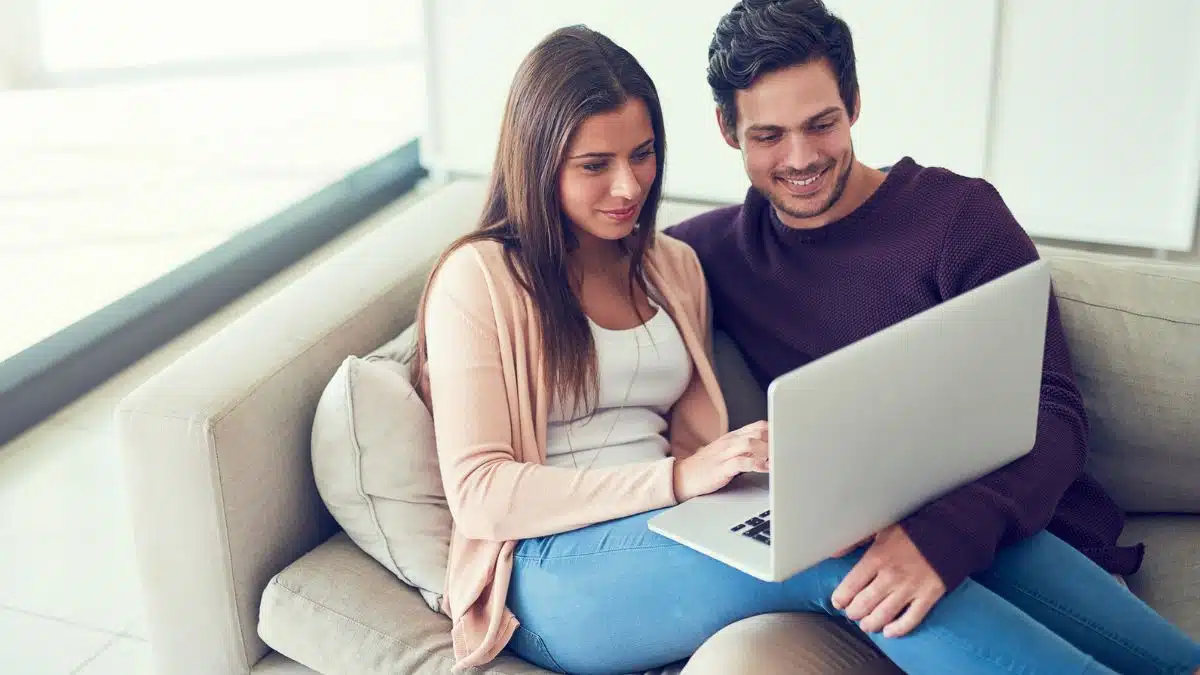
[843,577,891,622]
[857,590,910,633]
[883,594,935,638]
[831,559,876,611]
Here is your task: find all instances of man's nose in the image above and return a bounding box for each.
[785,134,821,172]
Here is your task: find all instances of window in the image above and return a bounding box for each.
[0,0,427,444]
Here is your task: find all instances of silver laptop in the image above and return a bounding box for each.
[647,259,1051,582]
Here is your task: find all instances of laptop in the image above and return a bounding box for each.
[647,259,1051,582]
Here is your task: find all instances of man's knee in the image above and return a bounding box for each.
[681,612,904,675]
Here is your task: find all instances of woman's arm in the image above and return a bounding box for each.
[424,246,678,542]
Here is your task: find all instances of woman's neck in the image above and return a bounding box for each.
[571,236,628,278]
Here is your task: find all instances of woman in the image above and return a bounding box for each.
[410,25,1200,675]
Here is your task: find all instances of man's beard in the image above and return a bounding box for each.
[767,147,855,222]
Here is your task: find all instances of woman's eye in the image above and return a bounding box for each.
[582,162,606,172]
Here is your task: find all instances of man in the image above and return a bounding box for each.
[667,0,1144,654]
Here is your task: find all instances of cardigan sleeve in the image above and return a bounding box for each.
[424,245,679,542]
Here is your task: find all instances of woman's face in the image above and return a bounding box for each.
[558,98,657,250]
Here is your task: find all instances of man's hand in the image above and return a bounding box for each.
[831,525,946,638]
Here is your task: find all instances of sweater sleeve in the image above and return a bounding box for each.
[424,246,678,543]
[899,181,1091,591]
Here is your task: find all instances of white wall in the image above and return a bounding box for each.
[422,0,1200,253]
[0,0,43,89]
[986,0,1200,253]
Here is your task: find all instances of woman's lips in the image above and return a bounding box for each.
[601,204,638,222]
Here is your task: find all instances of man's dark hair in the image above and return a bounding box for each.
[708,0,858,135]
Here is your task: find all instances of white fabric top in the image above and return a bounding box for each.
[545,295,693,470]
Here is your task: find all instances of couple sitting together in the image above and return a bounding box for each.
[406,1,1200,673]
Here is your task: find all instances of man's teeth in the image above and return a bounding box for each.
[784,172,822,187]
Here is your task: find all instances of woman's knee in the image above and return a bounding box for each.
[681,613,904,675]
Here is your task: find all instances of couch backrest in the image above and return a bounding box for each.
[1038,248,1200,514]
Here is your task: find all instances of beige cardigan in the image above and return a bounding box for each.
[419,234,730,670]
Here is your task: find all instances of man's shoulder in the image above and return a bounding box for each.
[886,158,1019,238]
[661,203,744,257]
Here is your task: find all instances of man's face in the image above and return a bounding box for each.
[721,59,858,227]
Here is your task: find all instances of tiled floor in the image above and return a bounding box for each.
[0,61,431,674]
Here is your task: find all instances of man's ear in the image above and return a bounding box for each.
[716,107,740,149]
[848,92,862,126]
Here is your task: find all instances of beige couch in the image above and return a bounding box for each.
[116,178,1200,675]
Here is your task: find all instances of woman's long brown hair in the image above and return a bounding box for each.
[408,25,668,416]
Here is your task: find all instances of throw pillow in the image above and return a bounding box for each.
[311,326,449,611]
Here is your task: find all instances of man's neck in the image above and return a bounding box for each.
[775,160,888,230]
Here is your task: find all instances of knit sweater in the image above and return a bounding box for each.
[665,156,1145,592]
[419,235,728,670]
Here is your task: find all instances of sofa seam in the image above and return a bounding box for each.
[206,417,255,672]
[1055,295,1200,327]
[267,578,511,675]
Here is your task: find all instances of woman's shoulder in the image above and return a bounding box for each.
[430,238,517,295]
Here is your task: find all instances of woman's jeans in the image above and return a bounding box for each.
[506,509,1200,675]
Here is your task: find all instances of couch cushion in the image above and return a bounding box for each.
[259,532,548,675]
[1119,515,1200,641]
[1039,250,1200,513]
[310,326,449,612]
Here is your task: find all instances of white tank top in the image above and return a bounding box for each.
[544,296,693,470]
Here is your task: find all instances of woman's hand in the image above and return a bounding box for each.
[672,421,769,502]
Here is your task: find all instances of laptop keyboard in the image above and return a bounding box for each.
[730,510,771,545]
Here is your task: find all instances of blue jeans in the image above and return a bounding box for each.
[507,509,1200,675]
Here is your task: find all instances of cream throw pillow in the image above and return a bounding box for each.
[311,328,448,611]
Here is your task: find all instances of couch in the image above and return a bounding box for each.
[116,177,1200,675]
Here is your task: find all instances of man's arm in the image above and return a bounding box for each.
[832,179,1092,637]
[900,179,1090,591]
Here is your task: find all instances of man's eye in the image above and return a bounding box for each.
[754,135,779,144]
[813,122,835,132]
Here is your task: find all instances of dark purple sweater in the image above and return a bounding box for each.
[665,157,1144,591]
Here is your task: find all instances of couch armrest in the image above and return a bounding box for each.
[115,180,485,675]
